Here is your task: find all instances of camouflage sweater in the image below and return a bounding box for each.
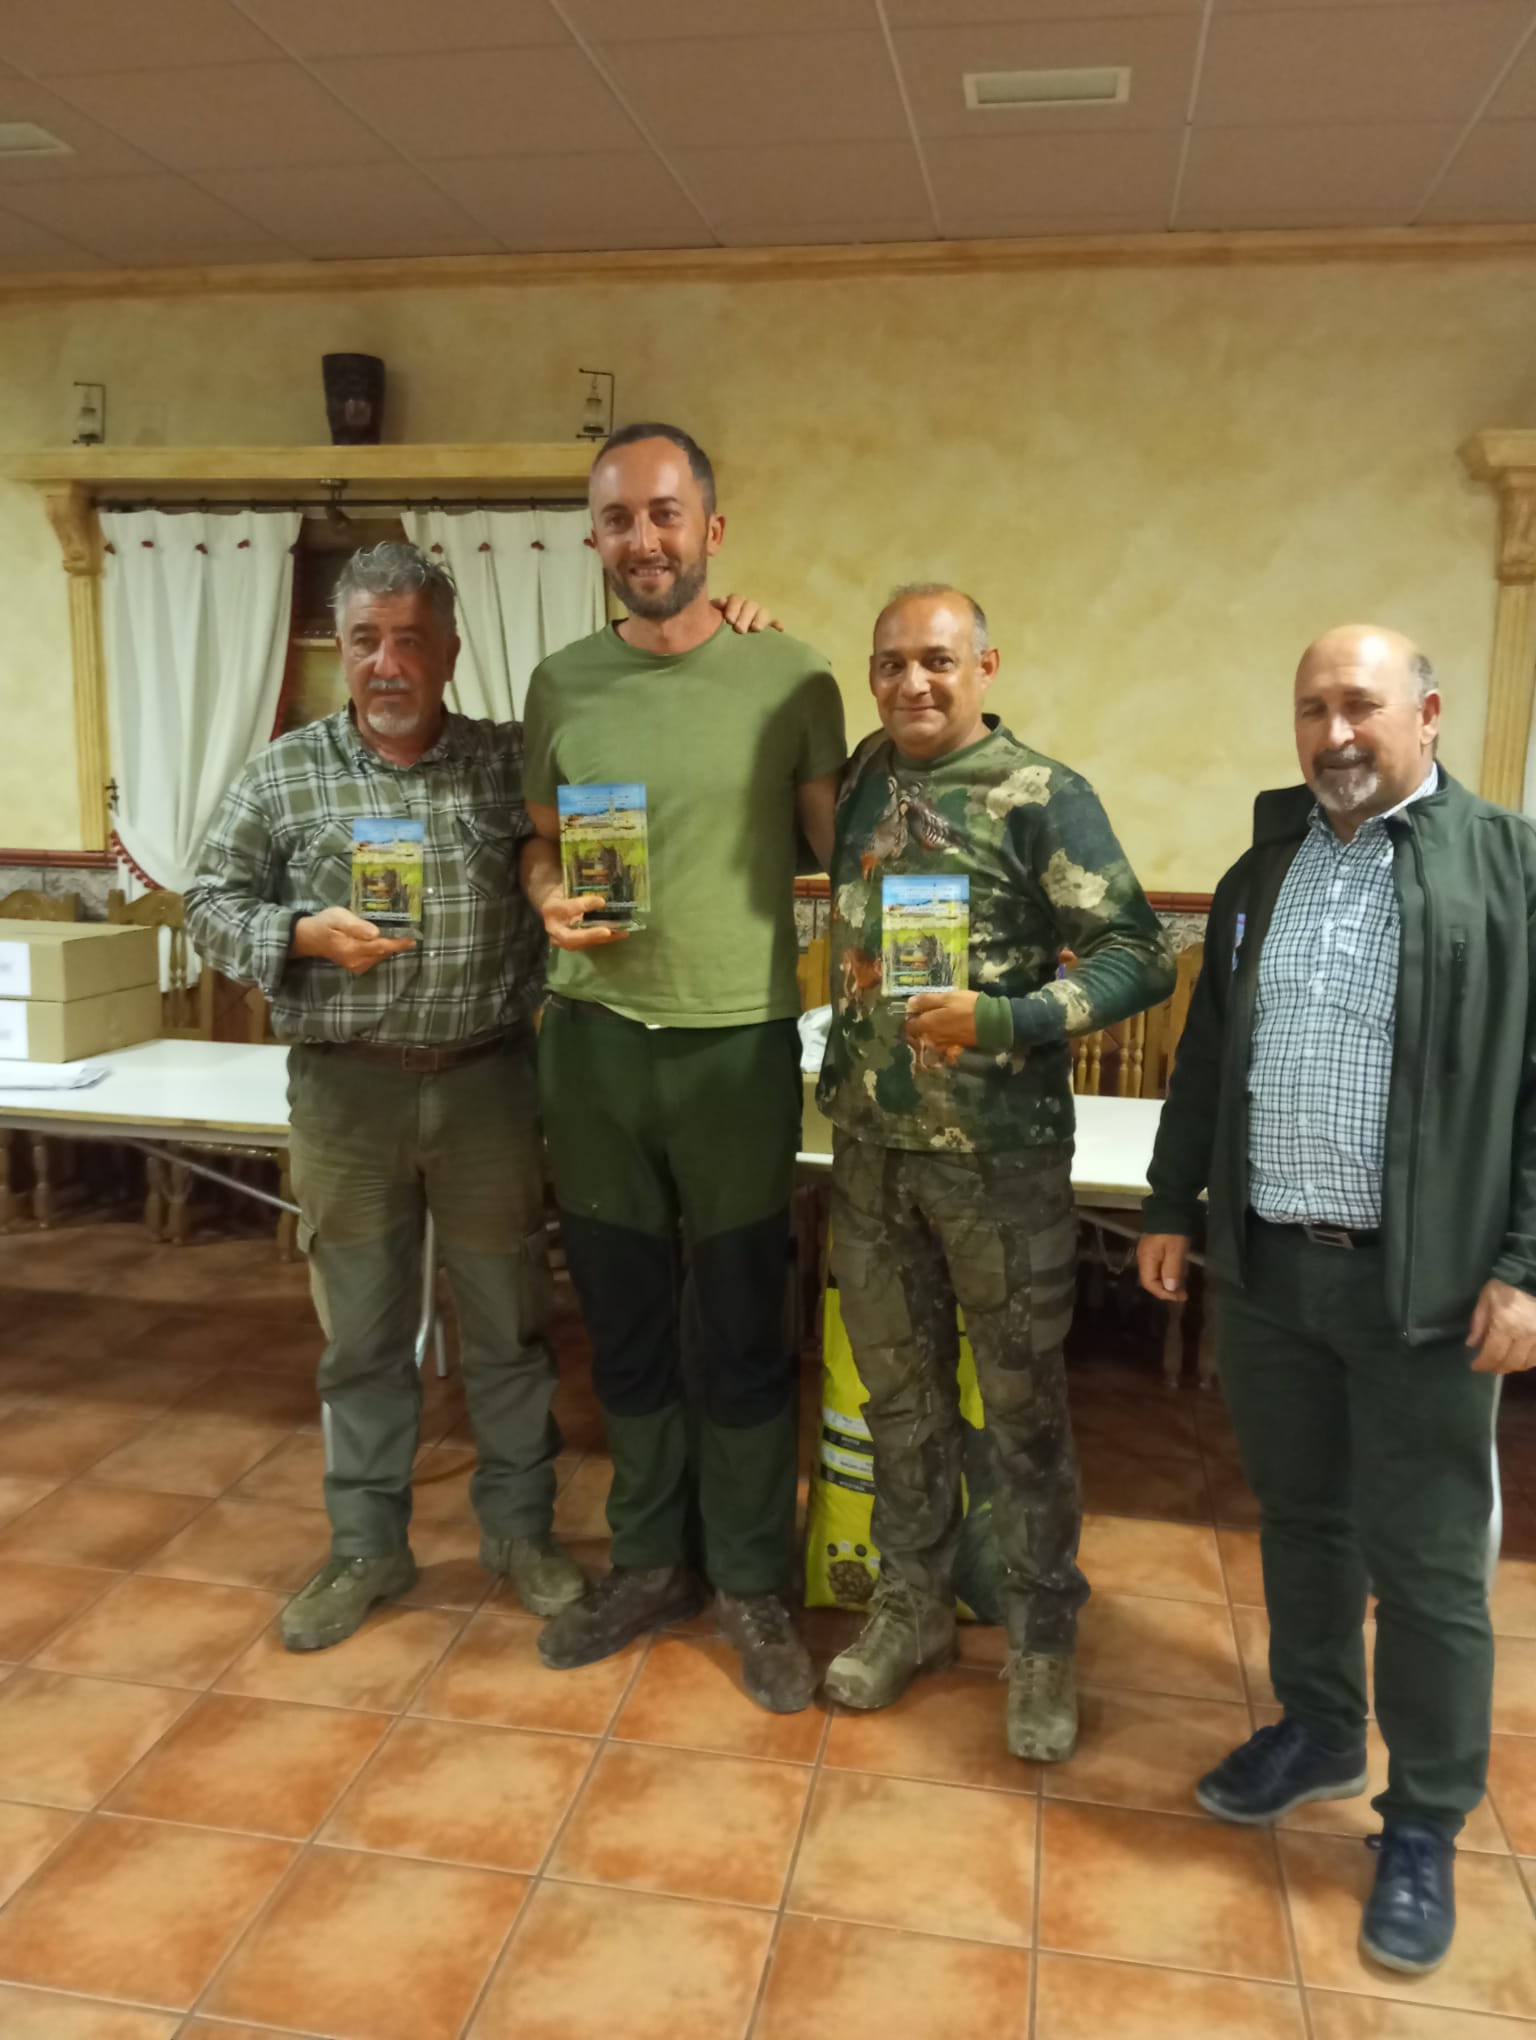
[818,719,1175,1152]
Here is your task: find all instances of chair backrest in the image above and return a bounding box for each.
[796,936,830,1013]
[106,887,213,1039]
[1140,942,1205,1098]
[0,888,79,922]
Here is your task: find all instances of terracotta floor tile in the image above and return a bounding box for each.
[84,1415,288,1497]
[1075,1592,1245,1703]
[615,1635,827,1765]
[168,1368,319,1429]
[323,1716,594,1872]
[0,1814,293,2009]
[1492,1556,1536,1640]
[823,1664,1034,1794]
[108,1692,390,1837]
[0,1985,178,2039]
[34,1574,282,1689]
[1219,1527,1267,1607]
[0,1801,79,1902]
[551,1741,809,1908]
[468,1881,771,2040]
[401,1542,497,1612]
[0,1668,193,1807]
[1280,1830,1536,2016]
[1045,1689,1254,1817]
[413,1608,640,1736]
[757,1914,1031,2040]
[1208,1462,1266,1529]
[1033,1952,1305,2040]
[1070,1389,1202,1461]
[0,1482,205,1569]
[1493,1636,1536,1735]
[1492,1732,1536,1855]
[204,1845,527,2040]
[1039,1800,1293,1979]
[217,1605,463,1714]
[1079,1441,1212,1523]
[790,1769,1035,1945]
[1079,1514,1226,1603]
[0,1405,149,1481]
[0,1475,60,1527]
[0,1557,115,1658]
[140,1496,329,1593]
[1234,1604,1278,1705]
[229,1431,327,1508]
[1307,1992,1536,2038]
[551,1452,613,1540]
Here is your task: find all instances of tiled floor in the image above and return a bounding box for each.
[0,1220,1534,2039]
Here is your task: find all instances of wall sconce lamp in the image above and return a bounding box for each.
[73,382,106,446]
[577,369,615,441]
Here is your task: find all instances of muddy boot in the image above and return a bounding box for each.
[1006,1650,1078,1762]
[538,1565,705,1669]
[716,1591,816,1714]
[480,1534,587,1617]
[281,1552,418,1653]
[822,1576,956,1711]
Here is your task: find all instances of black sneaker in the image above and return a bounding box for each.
[1361,1826,1456,1974]
[1196,1718,1368,1824]
[538,1565,705,1670]
[715,1591,816,1715]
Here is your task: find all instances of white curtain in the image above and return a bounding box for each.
[103,507,300,894]
[403,506,604,721]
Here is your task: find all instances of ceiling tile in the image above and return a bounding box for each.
[594,30,908,147]
[314,47,640,159]
[1,173,295,265]
[0,203,105,270]
[1485,31,1536,119]
[195,162,501,259]
[0,0,276,76]
[54,61,391,171]
[430,150,709,251]
[1178,120,1462,227]
[885,0,1201,18]
[925,129,1184,227]
[238,0,572,58]
[723,217,938,246]
[1196,3,1533,127]
[0,72,161,183]
[567,0,875,34]
[674,141,931,235]
[1420,119,1536,220]
[893,16,1203,137]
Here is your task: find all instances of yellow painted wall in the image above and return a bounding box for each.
[1,254,1530,888]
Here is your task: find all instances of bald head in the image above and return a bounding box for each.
[1293,623,1440,839]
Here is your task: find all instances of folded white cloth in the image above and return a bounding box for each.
[797,1004,832,1074]
[0,1064,109,1092]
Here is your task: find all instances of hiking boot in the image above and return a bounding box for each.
[716,1591,816,1714]
[538,1565,705,1670]
[281,1552,417,1653]
[480,1534,586,1617]
[1196,1718,1368,1825]
[1005,1650,1078,1763]
[822,1576,956,1711]
[1360,1826,1456,1974]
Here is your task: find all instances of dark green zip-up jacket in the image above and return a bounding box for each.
[1143,769,1536,1344]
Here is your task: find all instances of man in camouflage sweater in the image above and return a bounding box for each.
[819,585,1173,1759]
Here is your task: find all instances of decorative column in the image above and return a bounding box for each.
[42,484,109,851]
[1462,434,1536,812]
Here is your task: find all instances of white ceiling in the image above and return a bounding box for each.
[0,0,1531,273]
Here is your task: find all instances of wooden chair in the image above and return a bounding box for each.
[0,888,80,922]
[0,889,82,1226]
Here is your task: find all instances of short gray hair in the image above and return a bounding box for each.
[1411,651,1437,702]
[885,582,989,656]
[332,541,457,633]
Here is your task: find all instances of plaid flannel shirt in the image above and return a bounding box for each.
[1248,769,1437,1228]
[184,708,544,1046]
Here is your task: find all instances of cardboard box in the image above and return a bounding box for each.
[0,921,158,1003]
[801,1071,832,1157]
[0,983,162,1063]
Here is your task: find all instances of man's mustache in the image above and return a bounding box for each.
[1316,747,1374,771]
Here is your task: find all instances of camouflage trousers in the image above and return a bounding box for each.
[828,1131,1088,1654]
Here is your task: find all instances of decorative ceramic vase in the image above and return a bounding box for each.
[322,353,385,446]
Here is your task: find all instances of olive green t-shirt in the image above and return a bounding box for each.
[523,620,846,1026]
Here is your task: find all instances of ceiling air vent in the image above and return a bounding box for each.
[0,122,72,158]
[964,67,1130,110]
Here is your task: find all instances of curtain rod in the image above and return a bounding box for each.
[96,495,585,514]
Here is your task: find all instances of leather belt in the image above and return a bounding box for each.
[316,1032,511,1075]
[1256,1215,1381,1251]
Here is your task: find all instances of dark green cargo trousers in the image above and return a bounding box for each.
[287,1039,559,1557]
[1218,1218,1500,1838]
[829,1131,1087,1654]
[538,996,802,1596]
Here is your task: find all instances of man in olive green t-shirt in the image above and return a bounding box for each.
[521,422,846,1713]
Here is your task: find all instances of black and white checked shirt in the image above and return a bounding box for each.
[1248,770,1437,1228]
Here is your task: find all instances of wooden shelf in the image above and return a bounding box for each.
[1461,430,1536,484]
[1,442,595,499]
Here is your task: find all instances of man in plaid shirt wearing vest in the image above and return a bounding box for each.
[1140,625,1536,1975]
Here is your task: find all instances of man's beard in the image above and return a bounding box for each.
[607,552,708,621]
[363,686,425,739]
[1311,746,1381,815]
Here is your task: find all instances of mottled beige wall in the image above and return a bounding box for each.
[2,255,1531,886]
